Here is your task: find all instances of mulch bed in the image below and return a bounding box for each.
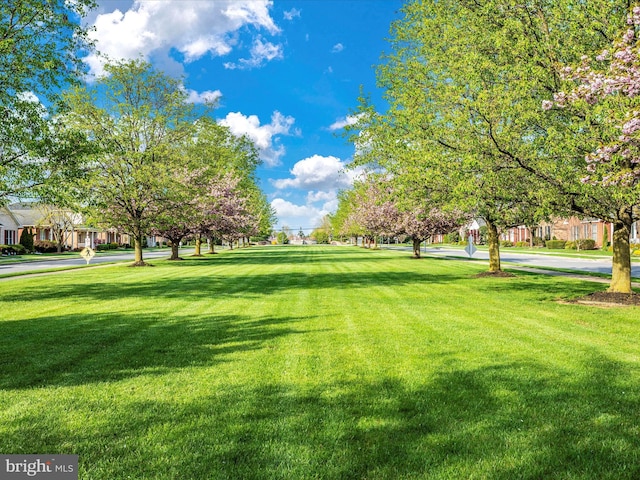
[568,291,640,307]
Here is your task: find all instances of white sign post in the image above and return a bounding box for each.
[464,235,477,258]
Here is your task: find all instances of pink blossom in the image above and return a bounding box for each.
[622,117,640,135]
[543,8,640,186]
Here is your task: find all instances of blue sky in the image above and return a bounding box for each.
[83,0,404,233]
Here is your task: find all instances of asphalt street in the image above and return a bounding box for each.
[408,245,640,278]
[0,248,194,276]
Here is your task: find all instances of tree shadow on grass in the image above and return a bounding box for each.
[0,268,473,305]
[3,353,639,479]
[470,271,608,302]
[0,311,318,390]
[181,246,399,266]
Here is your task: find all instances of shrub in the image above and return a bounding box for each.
[565,241,576,250]
[1,244,26,255]
[532,236,544,246]
[500,240,514,247]
[19,227,34,253]
[96,242,119,251]
[445,232,460,243]
[1,244,17,255]
[276,232,289,245]
[546,240,566,249]
[311,230,330,244]
[10,244,27,255]
[576,239,596,250]
[34,240,59,253]
[515,241,528,247]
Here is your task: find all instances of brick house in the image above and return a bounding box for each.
[504,217,640,248]
[1,202,164,250]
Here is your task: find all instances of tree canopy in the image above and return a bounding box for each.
[347,0,637,290]
[0,0,95,204]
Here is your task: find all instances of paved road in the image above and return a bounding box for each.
[385,247,640,278]
[399,246,640,277]
[0,248,194,276]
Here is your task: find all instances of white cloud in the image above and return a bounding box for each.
[272,155,353,191]
[183,88,223,105]
[219,111,296,167]
[331,43,344,53]
[223,37,284,70]
[328,114,364,131]
[271,198,327,230]
[307,190,336,203]
[283,8,301,21]
[270,155,365,229]
[271,199,318,218]
[86,0,280,77]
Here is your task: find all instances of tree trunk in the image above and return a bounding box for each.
[486,219,501,272]
[194,233,202,256]
[610,218,633,293]
[207,235,216,254]
[169,240,181,260]
[413,238,421,258]
[133,229,145,266]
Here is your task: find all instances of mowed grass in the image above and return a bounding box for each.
[1,246,639,479]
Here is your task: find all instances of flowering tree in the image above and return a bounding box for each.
[544,6,640,293]
[197,173,252,253]
[151,167,203,260]
[36,205,81,253]
[353,178,400,248]
[399,207,467,258]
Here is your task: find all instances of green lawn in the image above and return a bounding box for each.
[1,246,639,479]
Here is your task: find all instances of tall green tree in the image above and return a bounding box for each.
[0,0,95,204]
[184,118,270,253]
[64,60,200,266]
[330,189,363,245]
[357,0,630,282]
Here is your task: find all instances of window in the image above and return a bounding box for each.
[544,226,551,240]
[592,224,598,241]
[4,230,16,244]
[571,226,580,241]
